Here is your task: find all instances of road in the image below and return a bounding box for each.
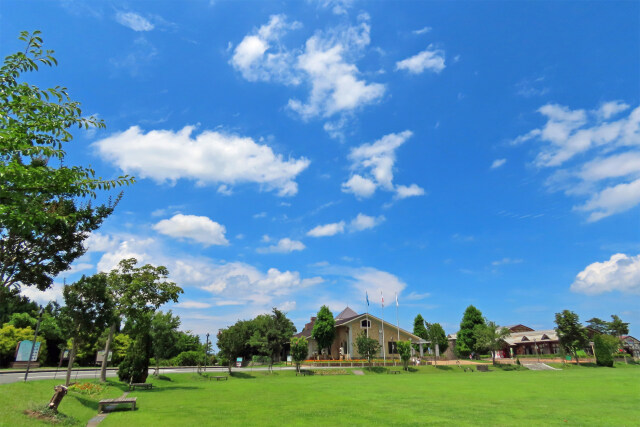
[0,366,293,385]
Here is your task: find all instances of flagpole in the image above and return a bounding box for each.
[366,291,369,338]
[381,292,386,365]
[396,293,400,341]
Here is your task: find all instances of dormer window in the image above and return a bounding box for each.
[361,320,371,328]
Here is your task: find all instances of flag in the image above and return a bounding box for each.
[395,293,398,308]
[381,291,384,308]
[366,291,369,306]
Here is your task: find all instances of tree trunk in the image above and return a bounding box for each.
[100,323,116,382]
[65,338,78,387]
[228,360,232,374]
[492,351,496,365]
[155,351,160,376]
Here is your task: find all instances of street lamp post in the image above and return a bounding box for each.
[204,333,210,372]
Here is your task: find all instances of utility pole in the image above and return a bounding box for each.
[204,333,210,372]
[24,307,44,382]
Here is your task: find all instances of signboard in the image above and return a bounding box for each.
[15,340,41,362]
[236,357,243,368]
[96,351,113,363]
[287,355,292,363]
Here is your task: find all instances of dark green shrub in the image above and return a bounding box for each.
[594,334,613,367]
[172,350,203,366]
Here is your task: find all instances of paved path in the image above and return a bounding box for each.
[352,370,364,375]
[522,362,560,371]
[86,391,131,427]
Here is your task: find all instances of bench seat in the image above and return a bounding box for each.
[128,383,153,390]
[98,397,137,413]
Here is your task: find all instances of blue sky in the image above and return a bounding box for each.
[3,0,639,343]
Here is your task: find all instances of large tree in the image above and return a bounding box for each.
[150,310,180,376]
[608,315,629,337]
[554,310,589,363]
[311,305,335,357]
[396,340,412,371]
[60,273,115,386]
[427,322,449,356]
[473,320,510,365]
[412,314,428,352]
[249,308,295,371]
[217,320,254,374]
[0,31,133,291]
[455,305,485,358]
[104,258,182,383]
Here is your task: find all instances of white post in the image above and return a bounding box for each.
[381,292,386,364]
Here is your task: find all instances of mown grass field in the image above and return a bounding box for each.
[1,363,639,426]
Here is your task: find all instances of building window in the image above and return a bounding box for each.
[388,342,398,354]
[361,320,371,328]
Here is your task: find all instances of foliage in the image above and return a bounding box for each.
[0,31,133,292]
[7,312,36,329]
[290,336,309,373]
[427,322,449,355]
[455,305,485,358]
[249,308,295,369]
[311,305,335,356]
[473,320,510,364]
[217,320,255,373]
[608,315,629,337]
[118,314,152,383]
[412,314,428,351]
[0,286,38,324]
[586,317,609,334]
[150,310,181,372]
[593,334,614,367]
[554,310,589,363]
[171,350,203,366]
[355,332,380,367]
[396,340,412,370]
[0,323,46,366]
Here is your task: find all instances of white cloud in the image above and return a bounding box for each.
[342,131,424,200]
[350,267,406,302]
[513,102,640,221]
[307,221,346,237]
[153,214,229,246]
[230,14,302,84]
[257,238,306,254]
[231,15,385,135]
[491,158,507,169]
[395,184,425,199]
[84,233,120,253]
[115,11,154,31]
[341,174,377,198]
[217,184,233,196]
[404,291,430,300]
[412,27,432,35]
[176,301,212,309]
[575,179,640,222]
[94,125,309,196]
[289,19,385,119]
[317,0,354,15]
[349,213,385,231]
[396,47,445,74]
[91,233,323,307]
[570,253,640,295]
[63,262,94,276]
[21,282,64,305]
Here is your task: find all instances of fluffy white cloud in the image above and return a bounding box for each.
[571,253,640,295]
[491,158,507,169]
[307,221,346,237]
[396,47,445,74]
[91,233,323,306]
[395,184,425,199]
[342,131,424,199]
[115,11,154,31]
[349,213,385,231]
[341,174,377,198]
[350,267,406,301]
[84,233,120,253]
[21,282,64,305]
[257,238,306,254]
[94,126,309,196]
[412,27,432,35]
[231,15,385,135]
[230,14,302,84]
[153,214,229,246]
[289,20,385,119]
[513,102,640,221]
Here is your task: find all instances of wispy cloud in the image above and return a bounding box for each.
[115,11,154,31]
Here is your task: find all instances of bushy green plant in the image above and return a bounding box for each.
[594,334,614,367]
[171,350,203,366]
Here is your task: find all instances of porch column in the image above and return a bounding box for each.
[419,343,424,357]
[348,327,353,357]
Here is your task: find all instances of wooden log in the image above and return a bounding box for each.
[48,385,68,413]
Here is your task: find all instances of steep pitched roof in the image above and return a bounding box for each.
[336,307,359,320]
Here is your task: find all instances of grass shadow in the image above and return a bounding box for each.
[364,367,388,374]
[230,372,256,379]
[69,394,99,411]
[155,375,172,381]
[435,366,454,371]
[406,367,419,373]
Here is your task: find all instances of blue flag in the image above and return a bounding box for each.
[366,291,369,306]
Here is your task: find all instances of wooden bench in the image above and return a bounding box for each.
[128,383,153,390]
[209,376,228,381]
[98,397,137,413]
[476,365,489,372]
[388,370,401,374]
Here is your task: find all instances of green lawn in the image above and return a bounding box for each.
[2,363,639,426]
